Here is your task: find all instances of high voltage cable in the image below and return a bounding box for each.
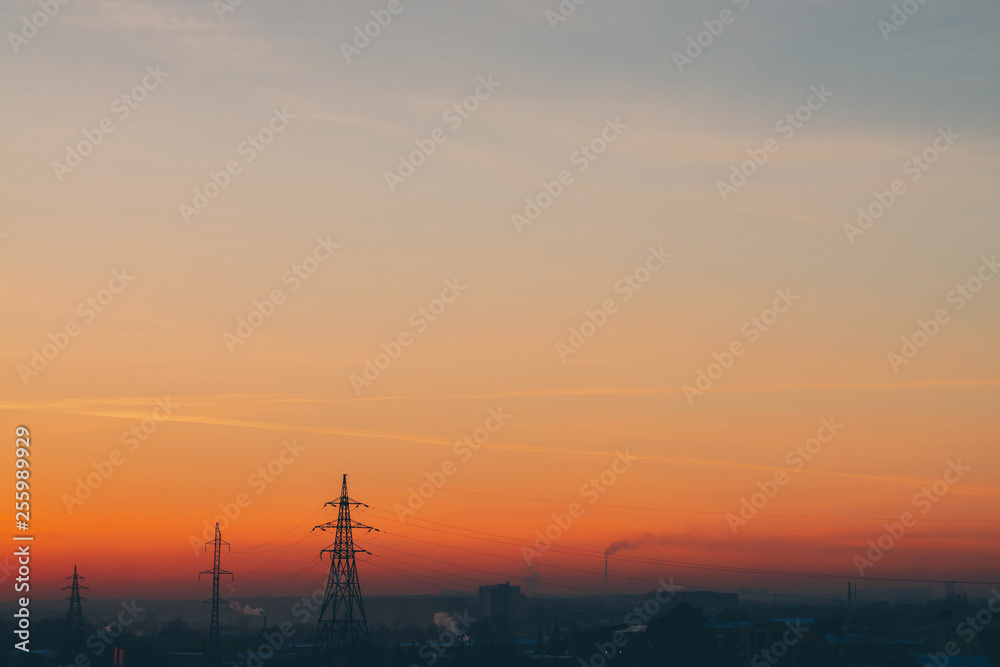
[367,506,607,558]
[360,543,635,597]
[366,559,471,591]
[229,506,998,598]
[364,506,1000,587]
[358,540,834,603]
[366,525,642,581]
[229,494,996,561]
[218,500,998,603]
[232,507,327,554]
[373,551,502,588]
[240,545,325,585]
[236,532,315,579]
[258,555,326,599]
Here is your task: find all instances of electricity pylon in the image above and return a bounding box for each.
[200,522,233,666]
[311,474,379,667]
[63,565,88,644]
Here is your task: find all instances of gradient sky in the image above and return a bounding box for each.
[1,0,999,606]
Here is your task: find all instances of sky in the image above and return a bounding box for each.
[1,0,999,606]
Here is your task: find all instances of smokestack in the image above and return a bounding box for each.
[604,559,608,594]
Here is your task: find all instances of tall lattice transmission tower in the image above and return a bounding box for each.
[63,565,88,643]
[311,474,379,667]
[200,522,233,667]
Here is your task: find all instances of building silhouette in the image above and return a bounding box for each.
[479,582,524,631]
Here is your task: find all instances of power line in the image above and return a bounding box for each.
[234,504,997,603]
[361,538,673,598]
[358,539,833,603]
[258,559,327,599]
[366,558,477,592]
[237,532,315,579]
[242,554,326,587]
[233,506,328,554]
[365,507,1000,587]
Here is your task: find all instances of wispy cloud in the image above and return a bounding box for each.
[5,377,998,412]
[8,389,997,497]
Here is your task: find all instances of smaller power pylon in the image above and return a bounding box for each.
[63,565,88,644]
[200,522,233,667]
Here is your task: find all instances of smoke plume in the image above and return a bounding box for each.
[229,601,265,616]
[605,532,673,556]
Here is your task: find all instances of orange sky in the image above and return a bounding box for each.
[2,0,999,606]
[4,378,999,602]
